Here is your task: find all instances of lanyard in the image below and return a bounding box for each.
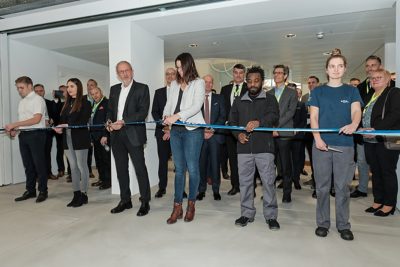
[233,84,241,97]
[363,92,380,114]
[366,79,370,94]
[91,97,104,117]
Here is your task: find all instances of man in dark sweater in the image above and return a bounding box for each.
[229,66,280,230]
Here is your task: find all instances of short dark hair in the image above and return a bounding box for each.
[287,83,297,90]
[308,75,320,83]
[273,64,290,80]
[246,66,265,81]
[365,55,382,64]
[350,78,360,82]
[233,63,246,71]
[33,83,44,89]
[175,52,199,84]
[15,76,33,85]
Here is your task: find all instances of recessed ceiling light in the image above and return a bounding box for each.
[188,43,198,48]
[284,33,296,38]
[323,51,331,56]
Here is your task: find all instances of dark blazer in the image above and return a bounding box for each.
[201,93,226,144]
[151,86,167,138]
[293,101,308,138]
[60,99,92,150]
[370,87,400,131]
[268,86,298,137]
[220,83,247,120]
[91,97,109,141]
[107,80,150,147]
[45,98,57,125]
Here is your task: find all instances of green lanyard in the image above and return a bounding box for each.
[363,92,380,114]
[91,97,104,117]
[233,84,241,97]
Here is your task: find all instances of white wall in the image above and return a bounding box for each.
[8,39,109,183]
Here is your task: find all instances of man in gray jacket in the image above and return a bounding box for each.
[230,66,280,230]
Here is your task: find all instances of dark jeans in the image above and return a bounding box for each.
[156,135,171,191]
[365,142,399,206]
[45,131,54,175]
[93,139,111,185]
[111,130,150,202]
[220,143,229,175]
[19,131,48,193]
[170,127,203,203]
[199,137,221,193]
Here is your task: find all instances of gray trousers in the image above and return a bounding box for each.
[238,153,277,220]
[312,145,355,230]
[65,130,89,192]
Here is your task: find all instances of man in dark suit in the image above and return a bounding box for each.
[33,84,57,180]
[90,87,111,190]
[151,67,176,198]
[106,61,151,216]
[86,79,97,179]
[197,74,226,201]
[220,63,247,195]
[268,64,298,203]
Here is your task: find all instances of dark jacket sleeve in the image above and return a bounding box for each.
[124,84,150,123]
[279,89,298,127]
[259,94,280,128]
[229,99,240,139]
[151,89,162,121]
[373,87,400,130]
[215,95,226,125]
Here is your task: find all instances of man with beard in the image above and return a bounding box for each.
[229,66,280,230]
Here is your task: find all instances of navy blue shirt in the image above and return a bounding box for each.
[308,84,363,147]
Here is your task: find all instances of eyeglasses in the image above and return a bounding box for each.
[371,76,384,81]
[273,71,284,75]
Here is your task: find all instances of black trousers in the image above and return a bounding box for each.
[291,137,304,183]
[93,139,111,185]
[111,130,150,202]
[87,145,93,174]
[220,143,229,175]
[55,133,65,172]
[19,131,48,193]
[155,135,171,190]
[226,134,239,189]
[365,142,399,206]
[275,138,293,196]
[305,132,315,183]
[199,137,221,193]
[44,131,54,175]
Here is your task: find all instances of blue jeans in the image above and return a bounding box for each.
[170,127,204,203]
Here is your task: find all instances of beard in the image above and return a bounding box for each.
[249,86,261,95]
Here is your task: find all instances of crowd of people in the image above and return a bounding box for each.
[4,49,400,241]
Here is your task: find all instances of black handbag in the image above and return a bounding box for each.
[381,88,400,150]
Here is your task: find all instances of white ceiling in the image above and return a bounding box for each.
[8,0,397,83]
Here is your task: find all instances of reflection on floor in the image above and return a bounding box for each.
[0,169,399,267]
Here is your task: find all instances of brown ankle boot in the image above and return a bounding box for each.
[167,202,183,224]
[184,200,195,222]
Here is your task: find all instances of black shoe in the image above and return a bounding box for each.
[111,200,133,214]
[235,216,254,227]
[312,190,317,199]
[137,202,150,216]
[294,181,302,190]
[89,173,95,178]
[282,194,291,203]
[365,205,383,213]
[222,173,230,180]
[374,207,396,217]
[66,176,72,183]
[36,191,48,203]
[15,191,36,202]
[213,192,221,201]
[338,229,354,241]
[196,192,205,201]
[91,181,102,187]
[266,219,280,230]
[301,169,308,176]
[350,189,367,198]
[315,227,329,237]
[81,192,88,204]
[330,188,335,197]
[99,184,111,190]
[303,179,313,186]
[228,187,240,196]
[67,191,83,207]
[277,182,283,189]
[275,175,283,181]
[183,191,188,198]
[154,188,166,198]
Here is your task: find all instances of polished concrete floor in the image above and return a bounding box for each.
[0,167,399,267]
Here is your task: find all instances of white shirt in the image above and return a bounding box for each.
[230,82,244,105]
[18,91,46,129]
[117,79,133,120]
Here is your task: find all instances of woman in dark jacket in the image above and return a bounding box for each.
[361,69,400,216]
[55,78,91,207]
